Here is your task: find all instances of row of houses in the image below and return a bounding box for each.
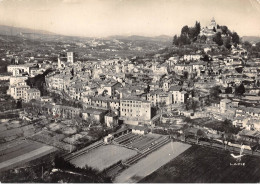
[7,63,43,77]
[7,80,41,103]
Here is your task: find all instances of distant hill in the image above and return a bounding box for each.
[0,25,86,42]
[242,36,260,43]
[0,25,55,36]
[106,35,172,42]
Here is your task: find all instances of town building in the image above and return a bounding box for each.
[169,86,187,104]
[120,97,151,125]
[24,88,41,103]
[7,82,30,100]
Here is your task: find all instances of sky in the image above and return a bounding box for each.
[0,0,259,37]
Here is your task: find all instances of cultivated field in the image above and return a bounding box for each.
[114,141,191,183]
[0,120,37,143]
[0,140,57,172]
[30,130,76,151]
[70,144,138,171]
[141,145,260,183]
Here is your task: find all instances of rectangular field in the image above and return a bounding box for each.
[0,140,57,172]
[70,144,138,171]
[114,141,191,183]
[141,145,260,183]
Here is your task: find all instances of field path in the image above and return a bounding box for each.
[0,146,56,172]
[114,141,191,183]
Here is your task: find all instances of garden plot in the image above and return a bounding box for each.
[30,131,76,151]
[47,122,66,132]
[62,127,77,135]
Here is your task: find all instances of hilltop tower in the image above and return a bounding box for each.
[208,17,217,30]
[58,55,62,69]
[67,52,74,63]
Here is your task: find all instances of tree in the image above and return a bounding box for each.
[158,101,166,114]
[183,71,188,79]
[181,25,189,35]
[243,41,252,50]
[235,67,243,73]
[188,28,197,41]
[11,58,16,64]
[213,32,223,46]
[220,25,229,35]
[225,87,233,94]
[71,68,74,76]
[196,129,204,144]
[209,86,221,100]
[221,119,234,149]
[235,83,245,96]
[201,54,211,62]
[16,99,22,109]
[200,35,207,43]
[185,98,200,112]
[194,21,201,37]
[224,37,232,49]
[232,32,240,45]
[102,89,108,96]
[182,127,190,142]
[179,34,191,45]
[223,119,240,134]
[173,35,178,45]
[250,140,259,155]
[192,100,200,113]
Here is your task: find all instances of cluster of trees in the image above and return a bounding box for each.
[213,30,240,48]
[26,68,53,96]
[243,41,260,58]
[185,98,200,112]
[209,85,221,102]
[0,59,9,74]
[172,21,201,46]
[235,83,245,96]
[172,22,240,48]
[182,118,259,154]
[216,83,245,96]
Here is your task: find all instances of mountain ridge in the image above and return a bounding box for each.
[0,25,56,36]
[242,36,260,43]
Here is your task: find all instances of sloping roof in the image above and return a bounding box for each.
[105,112,118,117]
[27,88,40,93]
[83,108,107,115]
[169,85,182,91]
[239,130,260,137]
[190,61,206,66]
[220,98,231,103]
[129,125,148,132]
